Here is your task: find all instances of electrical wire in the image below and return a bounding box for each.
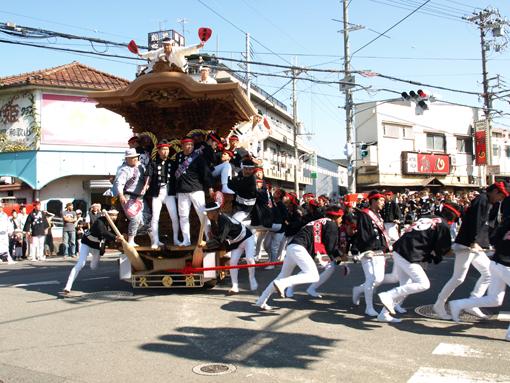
[352,0,432,56]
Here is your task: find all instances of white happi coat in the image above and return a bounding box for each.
[0,212,13,254]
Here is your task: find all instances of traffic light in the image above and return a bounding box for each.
[360,143,369,158]
[401,89,429,114]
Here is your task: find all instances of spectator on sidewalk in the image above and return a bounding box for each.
[62,202,77,258]
[23,200,49,261]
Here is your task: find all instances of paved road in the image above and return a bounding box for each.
[1,255,509,383]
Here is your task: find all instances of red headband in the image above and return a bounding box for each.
[368,193,385,201]
[287,194,299,206]
[181,138,193,144]
[494,182,509,197]
[229,135,239,141]
[223,150,234,157]
[157,143,170,148]
[442,204,461,218]
[327,209,344,217]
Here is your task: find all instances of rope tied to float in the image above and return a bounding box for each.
[165,261,283,274]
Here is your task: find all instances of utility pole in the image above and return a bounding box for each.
[465,8,510,185]
[292,61,301,197]
[176,18,188,39]
[245,33,251,100]
[342,0,355,194]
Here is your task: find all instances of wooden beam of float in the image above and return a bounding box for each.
[89,71,257,139]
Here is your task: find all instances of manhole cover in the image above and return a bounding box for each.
[415,304,492,322]
[192,363,236,376]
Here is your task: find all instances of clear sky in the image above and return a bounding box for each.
[1,0,510,159]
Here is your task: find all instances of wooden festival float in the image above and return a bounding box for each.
[90,63,257,289]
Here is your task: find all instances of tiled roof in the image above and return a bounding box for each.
[0,61,130,91]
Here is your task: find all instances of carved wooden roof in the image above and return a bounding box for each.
[89,71,256,139]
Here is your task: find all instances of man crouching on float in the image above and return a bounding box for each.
[200,201,258,295]
[255,205,344,311]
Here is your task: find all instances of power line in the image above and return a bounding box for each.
[0,35,487,97]
[368,0,468,24]
[0,9,131,39]
[352,0,431,56]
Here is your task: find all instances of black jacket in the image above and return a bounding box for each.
[353,209,388,253]
[381,200,402,223]
[23,210,49,236]
[290,218,341,259]
[228,173,257,212]
[146,157,176,197]
[174,151,213,193]
[82,217,117,251]
[455,192,491,248]
[490,218,510,267]
[393,217,451,263]
[206,214,252,251]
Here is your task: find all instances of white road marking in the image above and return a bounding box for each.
[497,311,510,321]
[408,367,510,383]
[432,343,485,359]
[82,276,110,281]
[14,280,60,287]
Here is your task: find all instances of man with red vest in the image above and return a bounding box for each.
[255,205,344,310]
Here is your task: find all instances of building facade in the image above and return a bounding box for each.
[0,62,131,213]
[354,99,510,191]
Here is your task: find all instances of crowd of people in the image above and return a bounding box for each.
[0,202,103,264]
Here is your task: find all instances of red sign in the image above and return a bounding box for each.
[474,130,487,165]
[403,152,450,175]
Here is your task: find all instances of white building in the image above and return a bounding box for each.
[354,99,510,191]
[0,62,131,213]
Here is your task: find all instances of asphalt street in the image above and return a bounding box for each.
[1,254,509,383]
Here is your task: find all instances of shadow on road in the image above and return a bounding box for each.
[140,325,339,369]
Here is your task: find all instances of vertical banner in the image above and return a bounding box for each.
[474,120,487,165]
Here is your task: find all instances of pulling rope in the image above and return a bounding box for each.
[165,261,283,274]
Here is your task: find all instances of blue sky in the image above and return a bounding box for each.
[1,0,510,158]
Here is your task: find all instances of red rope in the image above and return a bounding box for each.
[165,261,283,274]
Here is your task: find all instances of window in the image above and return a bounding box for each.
[383,123,401,138]
[402,126,414,139]
[493,144,500,158]
[456,136,473,154]
[506,146,510,158]
[492,132,503,139]
[426,133,446,152]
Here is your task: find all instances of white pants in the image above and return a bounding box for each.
[355,253,386,312]
[263,231,285,262]
[177,191,208,244]
[449,222,458,240]
[384,223,400,242]
[212,162,234,194]
[452,261,510,310]
[435,243,491,306]
[64,243,100,292]
[29,235,45,261]
[257,244,319,306]
[229,235,256,291]
[232,209,251,225]
[151,187,179,244]
[381,252,430,303]
[277,235,292,261]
